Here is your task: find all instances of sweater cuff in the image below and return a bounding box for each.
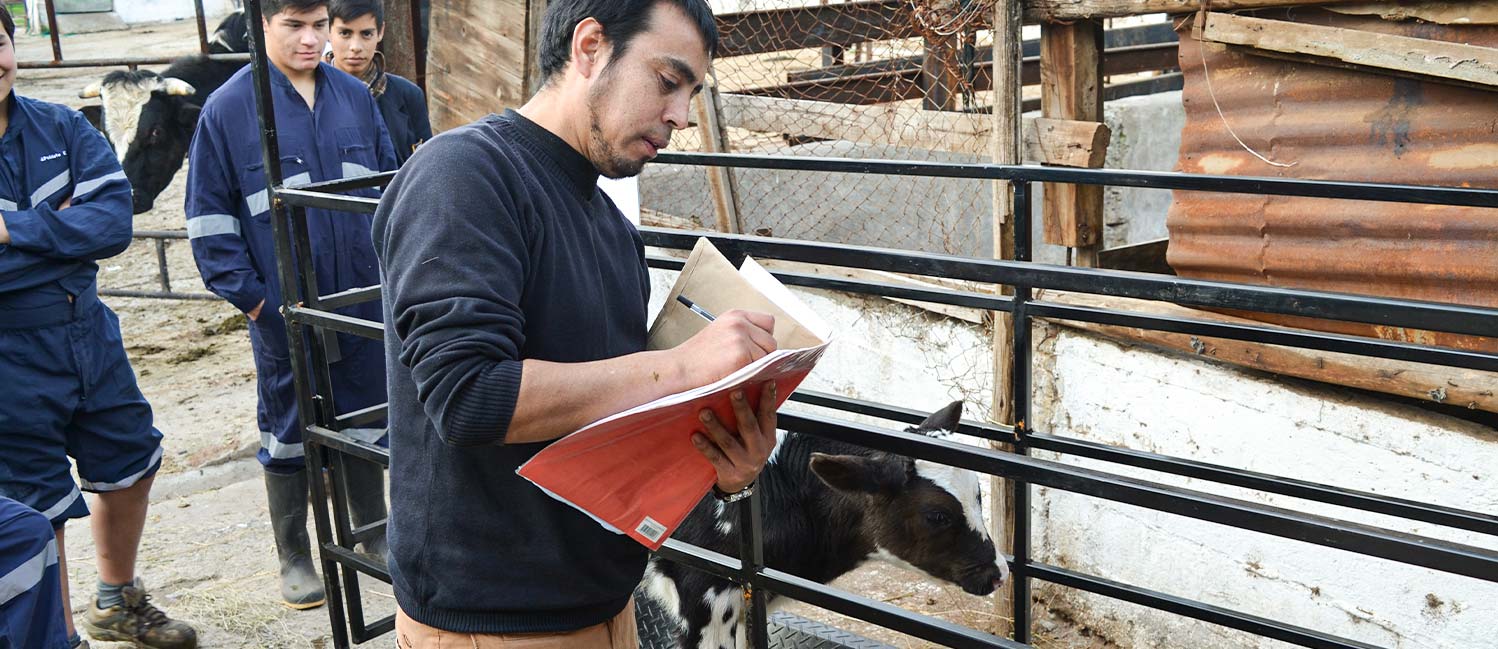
[445,360,523,446]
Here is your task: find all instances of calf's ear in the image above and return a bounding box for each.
[177,102,203,128]
[80,105,106,134]
[914,401,963,435]
[810,453,907,495]
[80,81,102,98]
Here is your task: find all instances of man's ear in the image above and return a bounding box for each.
[571,16,608,79]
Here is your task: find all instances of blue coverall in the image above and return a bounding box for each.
[0,496,70,649]
[185,64,396,472]
[0,91,162,527]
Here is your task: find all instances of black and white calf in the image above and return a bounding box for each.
[78,10,249,214]
[637,401,1009,649]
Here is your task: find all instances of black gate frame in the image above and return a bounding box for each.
[237,1,1498,646]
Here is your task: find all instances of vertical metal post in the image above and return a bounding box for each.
[43,0,61,63]
[307,441,352,649]
[1009,180,1034,644]
[738,489,769,648]
[155,239,171,293]
[193,0,210,55]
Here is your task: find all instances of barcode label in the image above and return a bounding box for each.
[636,516,667,543]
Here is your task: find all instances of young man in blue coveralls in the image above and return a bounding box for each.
[0,495,70,649]
[325,0,432,165]
[0,10,197,649]
[185,0,396,610]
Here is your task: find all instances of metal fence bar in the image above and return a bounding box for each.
[43,0,60,63]
[653,152,1498,209]
[636,228,1498,341]
[1028,300,1498,372]
[776,411,1498,582]
[1026,564,1381,649]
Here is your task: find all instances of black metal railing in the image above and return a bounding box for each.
[236,1,1498,646]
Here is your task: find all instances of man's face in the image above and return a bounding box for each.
[264,7,329,75]
[0,29,15,103]
[583,3,708,179]
[329,13,382,77]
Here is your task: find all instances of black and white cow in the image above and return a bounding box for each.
[637,401,1009,649]
[78,10,249,214]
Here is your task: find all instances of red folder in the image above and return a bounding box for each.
[517,344,826,549]
[518,238,832,549]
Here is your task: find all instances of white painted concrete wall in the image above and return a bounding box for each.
[111,0,235,25]
[636,270,1498,648]
[1030,327,1498,649]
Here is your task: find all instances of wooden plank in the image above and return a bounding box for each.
[524,0,550,97]
[716,92,1109,164]
[757,41,1179,104]
[716,92,999,156]
[696,81,743,234]
[714,0,915,58]
[921,34,962,111]
[1026,117,1111,168]
[427,0,529,133]
[1035,290,1498,414]
[990,0,1024,638]
[1200,11,1498,90]
[1025,0,1367,22]
[1040,20,1105,256]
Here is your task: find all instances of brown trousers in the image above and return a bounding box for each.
[395,600,639,649]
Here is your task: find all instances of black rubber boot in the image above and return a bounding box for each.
[342,457,388,562]
[264,469,326,610]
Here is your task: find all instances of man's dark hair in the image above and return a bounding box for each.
[537,0,718,84]
[262,0,329,20]
[1,7,14,41]
[329,0,383,28]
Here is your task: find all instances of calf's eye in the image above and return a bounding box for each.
[923,510,953,528]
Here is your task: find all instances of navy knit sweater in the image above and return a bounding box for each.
[372,110,651,633]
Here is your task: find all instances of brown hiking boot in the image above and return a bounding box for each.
[81,579,198,649]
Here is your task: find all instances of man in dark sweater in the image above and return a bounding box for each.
[371,1,780,646]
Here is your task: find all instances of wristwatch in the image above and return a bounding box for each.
[712,480,756,503]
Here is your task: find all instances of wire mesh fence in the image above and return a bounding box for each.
[643,0,1004,257]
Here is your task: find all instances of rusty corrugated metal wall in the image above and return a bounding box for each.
[1166,9,1498,351]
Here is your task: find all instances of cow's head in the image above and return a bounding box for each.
[80,71,200,214]
[809,401,1009,596]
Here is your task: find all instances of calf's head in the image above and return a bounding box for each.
[809,401,1009,596]
[80,71,200,214]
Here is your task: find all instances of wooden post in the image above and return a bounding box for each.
[382,0,419,83]
[1040,19,1105,267]
[989,0,1023,638]
[524,0,550,99]
[696,76,743,234]
[922,34,962,111]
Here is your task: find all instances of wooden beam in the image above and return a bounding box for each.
[715,92,1107,163]
[990,0,1024,638]
[1026,117,1111,168]
[1024,0,1368,22]
[757,41,1179,105]
[1200,12,1498,91]
[921,34,963,111]
[716,92,995,155]
[714,0,915,58]
[696,80,744,234]
[1035,290,1498,414]
[1040,20,1105,258]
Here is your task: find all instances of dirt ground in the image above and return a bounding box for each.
[10,17,1094,649]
